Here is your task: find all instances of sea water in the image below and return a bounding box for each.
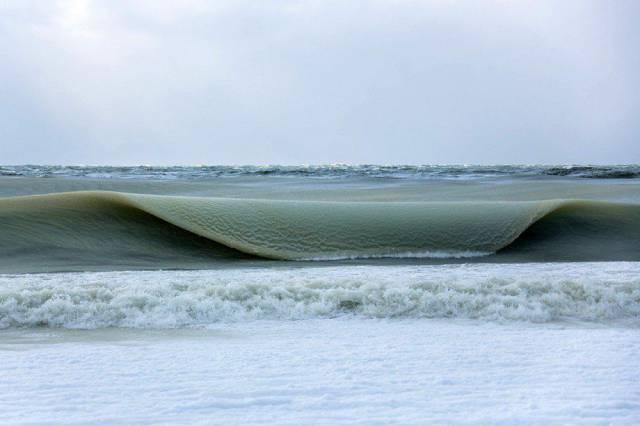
[1,166,639,424]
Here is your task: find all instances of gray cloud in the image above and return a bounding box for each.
[1,0,638,165]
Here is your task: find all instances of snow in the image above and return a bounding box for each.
[1,319,639,425]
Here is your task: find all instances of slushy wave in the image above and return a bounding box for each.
[2,191,640,274]
[1,263,639,328]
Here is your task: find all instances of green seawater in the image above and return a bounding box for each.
[1,173,639,273]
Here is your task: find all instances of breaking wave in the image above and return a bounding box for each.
[1,263,639,328]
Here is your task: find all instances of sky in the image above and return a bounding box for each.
[1,0,639,165]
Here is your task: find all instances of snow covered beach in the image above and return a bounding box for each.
[2,318,639,425]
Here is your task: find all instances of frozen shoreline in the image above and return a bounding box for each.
[2,319,639,424]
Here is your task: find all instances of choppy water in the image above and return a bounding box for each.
[2,164,640,180]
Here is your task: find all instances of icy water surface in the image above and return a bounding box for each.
[1,166,639,424]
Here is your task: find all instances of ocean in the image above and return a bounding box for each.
[1,165,639,424]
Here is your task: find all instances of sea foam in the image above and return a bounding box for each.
[1,262,639,328]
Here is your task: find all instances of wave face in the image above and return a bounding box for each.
[1,191,640,272]
[1,263,638,328]
[2,164,640,180]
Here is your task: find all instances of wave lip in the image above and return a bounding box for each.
[1,263,639,328]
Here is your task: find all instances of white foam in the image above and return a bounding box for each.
[300,250,492,260]
[1,262,639,328]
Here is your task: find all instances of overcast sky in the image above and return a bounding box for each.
[1,0,638,165]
